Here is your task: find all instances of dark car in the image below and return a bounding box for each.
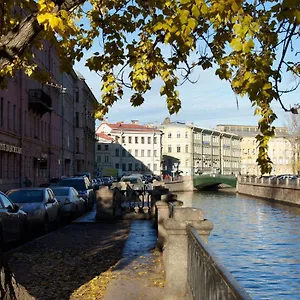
[57,177,95,210]
[102,177,113,187]
[7,188,60,234]
[0,191,27,246]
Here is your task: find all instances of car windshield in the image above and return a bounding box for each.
[8,190,44,203]
[121,177,138,184]
[51,188,69,196]
[57,179,86,190]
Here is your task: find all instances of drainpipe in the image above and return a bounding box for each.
[19,70,24,188]
[61,80,66,177]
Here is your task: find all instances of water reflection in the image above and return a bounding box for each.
[176,190,300,300]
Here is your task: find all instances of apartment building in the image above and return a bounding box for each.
[216,125,293,175]
[0,42,97,191]
[95,121,162,176]
[157,118,241,176]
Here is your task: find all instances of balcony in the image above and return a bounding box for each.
[28,89,52,116]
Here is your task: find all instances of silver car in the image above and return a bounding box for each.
[0,191,27,245]
[51,187,86,219]
[7,188,60,233]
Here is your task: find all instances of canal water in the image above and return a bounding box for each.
[177,190,300,300]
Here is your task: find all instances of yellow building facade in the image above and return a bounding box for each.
[216,125,294,176]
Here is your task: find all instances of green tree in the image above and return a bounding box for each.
[0,0,300,173]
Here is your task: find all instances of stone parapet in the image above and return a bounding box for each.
[163,207,213,300]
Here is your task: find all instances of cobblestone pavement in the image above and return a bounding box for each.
[6,221,131,300]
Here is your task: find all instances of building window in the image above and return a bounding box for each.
[105,156,109,163]
[141,137,145,144]
[13,104,16,131]
[177,145,181,153]
[105,145,109,151]
[75,88,79,102]
[115,149,119,156]
[97,144,101,151]
[122,149,126,157]
[168,132,172,138]
[135,149,138,156]
[122,136,125,143]
[147,163,151,169]
[185,132,188,138]
[97,156,101,162]
[0,97,3,127]
[185,145,189,153]
[76,138,79,153]
[154,150,157,157]
[75,112,79,127]
[186,159,189,167]
[7,101,10,129]
[148,150,151,157]
[148,137,151,144]
[129,136,132,143]
[128,149,132,156]
[168,145,172,153]
[154,137,157,144]
[177,131,180,138]
[128,163,132,171]
[115,163,119,169]
[135,136,138,143]
[135,163,139,170]
[122,163,126,171]
[141,150,144,157]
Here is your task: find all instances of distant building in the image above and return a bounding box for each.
[216,125,293,175]
[156,119,241,176]
[95,121,162,176]
[0,41,96,191]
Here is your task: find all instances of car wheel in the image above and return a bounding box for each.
[19,220,28,243]
[55,211,61,228]
[43,215,49,234]
[75,206,79,218]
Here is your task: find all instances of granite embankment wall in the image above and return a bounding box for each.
[163,176,195,192]
[237,179,300,207]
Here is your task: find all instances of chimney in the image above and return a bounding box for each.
[131,120,139,124]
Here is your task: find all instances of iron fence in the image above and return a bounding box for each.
[187,226,251,300]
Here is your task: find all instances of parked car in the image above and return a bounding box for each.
[51,187,86,219]
[57,177,95,210]
[102,176,113,187]
[0,191,27,246]
[120,175,145,190]
[7,188,60,234]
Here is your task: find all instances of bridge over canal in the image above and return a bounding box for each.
[193,174,237,190]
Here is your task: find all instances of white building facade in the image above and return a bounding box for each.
[157,119,241,176]
[95,121,162,177]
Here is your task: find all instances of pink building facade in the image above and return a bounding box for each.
[0,42,97,192]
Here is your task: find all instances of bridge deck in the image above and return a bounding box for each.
[193,174,237,189]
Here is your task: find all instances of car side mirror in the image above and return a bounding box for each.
[13,204,19,212]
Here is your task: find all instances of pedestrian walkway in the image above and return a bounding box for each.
[103,220,165,300]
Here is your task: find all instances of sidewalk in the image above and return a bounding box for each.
[103,220,165,300]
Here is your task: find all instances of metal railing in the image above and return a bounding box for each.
[187,226,251,300]
[240,175,300,187]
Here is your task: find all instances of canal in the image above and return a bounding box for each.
[177,190,300,300]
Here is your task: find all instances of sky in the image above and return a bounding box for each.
[74,5,300,130]
[75,58,300,130]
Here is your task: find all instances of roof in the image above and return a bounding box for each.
[103,122,161,133]
[96,132,114,141]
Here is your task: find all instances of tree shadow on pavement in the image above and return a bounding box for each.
[5,221,131,300]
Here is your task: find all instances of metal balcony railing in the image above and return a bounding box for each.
[28,89,52,115]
